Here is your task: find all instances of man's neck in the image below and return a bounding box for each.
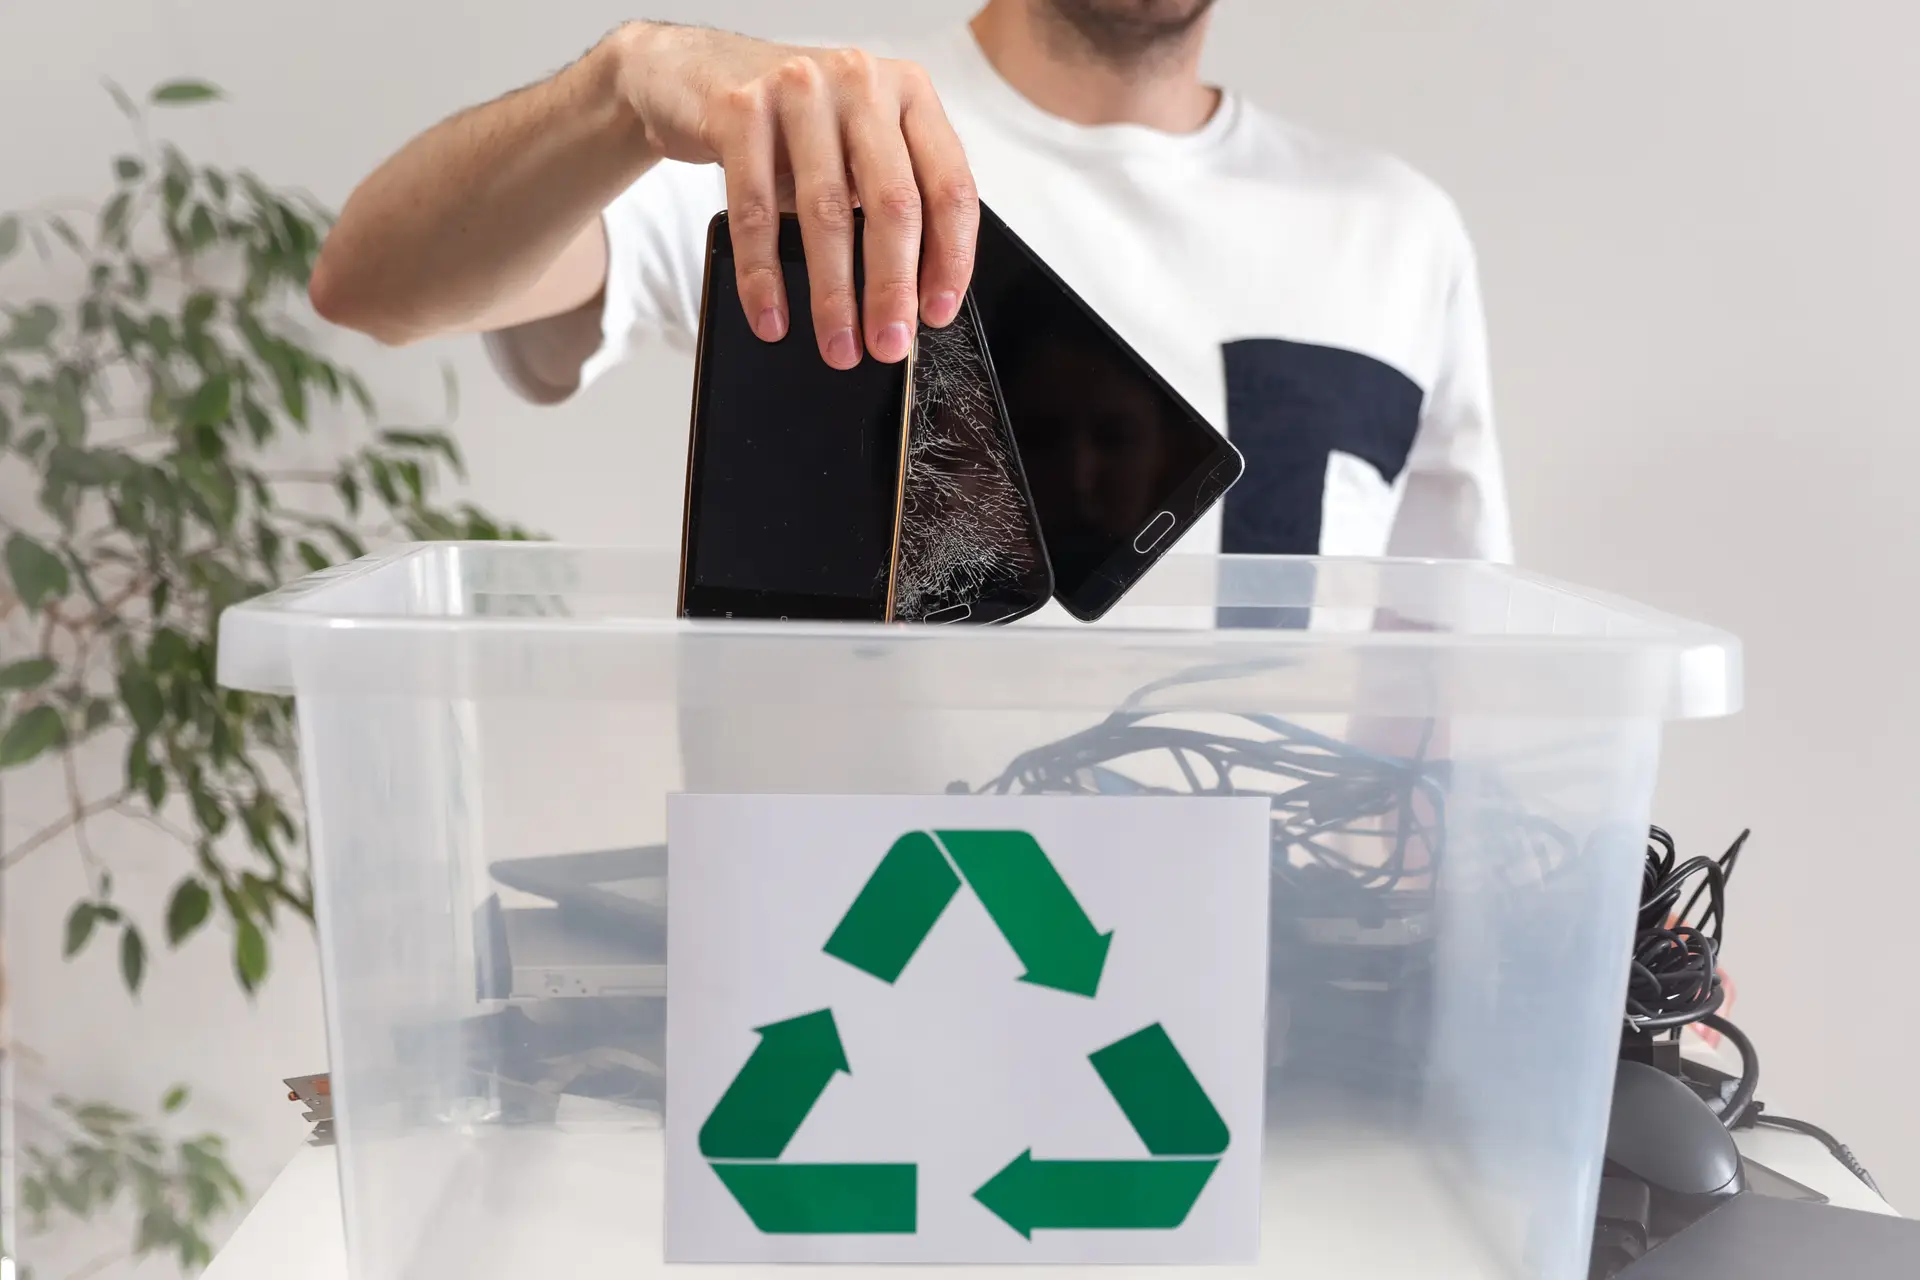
[970,1,1220,134]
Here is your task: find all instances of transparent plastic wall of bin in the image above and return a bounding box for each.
[217,546,1739,1280]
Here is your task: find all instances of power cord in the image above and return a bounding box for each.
[1625,827,1881,1198]
[1625,826,1746,1033]
[961,661,1456,918]
[1744,1111,1883,1197]
[966,698,1882,1198]
[1698,1011,1757,1129]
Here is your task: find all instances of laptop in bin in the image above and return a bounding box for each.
[480,845,667,1001]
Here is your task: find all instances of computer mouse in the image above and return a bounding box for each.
[1606,1059,1746,1199]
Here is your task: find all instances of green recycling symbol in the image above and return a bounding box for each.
[699,829,1230,1238]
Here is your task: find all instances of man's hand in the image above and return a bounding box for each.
[614,23,978,369]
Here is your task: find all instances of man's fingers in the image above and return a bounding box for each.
[838,54,922,364]
[900,70,977,330]
[718,83,787,343]
[775,56,861,369]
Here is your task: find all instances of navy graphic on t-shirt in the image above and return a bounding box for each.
[1220,338,1425,555]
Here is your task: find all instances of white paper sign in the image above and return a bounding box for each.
[665,794,1269,1265]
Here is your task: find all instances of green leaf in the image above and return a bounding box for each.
[188,205,218,251]
[253,517,283,569]
[296,540,327,572]
[235,917,268,992]
[380,428,467,479]
[0,657,57,692]
[121,926,147,993]
[149,626,190,671]
[130,260,151,299]
[134,1207,175,1256]
[182,290,217,339]
[0,214,18,262]
[367,456,400,506]
[64,902,99,958]
[276,362,307,425]
[1,303,59,351]
[242,398,274,445]
[190,785,226,837]
[181,376,232,427]
[205,169,230,202]
[152,80,222,105]
[50,368,86,441]
[49,217,84,254]
[344,372,375,416]
[83,698,114,733]
[49,445,131,486]
[166,879,213,946]
[119,668,164,734]
[111,307,145,354]
[106,79,139,117]
[326,523,365,560]
[163,1085,190,1113]
[101,191,132,242]
[115,155,145,182]
[7,532,72,608]
[145,755,168,808]
[1,705,66,769]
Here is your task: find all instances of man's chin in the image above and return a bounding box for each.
[1038,0,1219,64]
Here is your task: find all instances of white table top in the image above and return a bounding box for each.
[204,1123,1894,1280]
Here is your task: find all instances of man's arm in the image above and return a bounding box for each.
[310,22,980,389]
[308,39,639,351]
[1387,229,1514,562]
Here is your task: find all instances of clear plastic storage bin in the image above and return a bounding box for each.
[218,546,1739,1280]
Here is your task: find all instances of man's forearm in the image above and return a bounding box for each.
[310,27,655,345]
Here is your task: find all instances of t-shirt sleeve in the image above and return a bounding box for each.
[1387,223,1516,563]
[577,159,728,388]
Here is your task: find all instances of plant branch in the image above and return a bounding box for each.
[68,1248,134,1280]
[115,799,196,850]
[0,790,129,870]
[63,750,111,890]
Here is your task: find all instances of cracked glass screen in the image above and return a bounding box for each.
[893,294,1052,624]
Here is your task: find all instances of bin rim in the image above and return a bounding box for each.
[216,543,1742,720]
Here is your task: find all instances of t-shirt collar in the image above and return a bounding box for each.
[929,24,1242,159]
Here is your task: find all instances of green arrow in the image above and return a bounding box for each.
[1089,1023,1229,1157]
[710,1162,916,1234]
[698,1010,849,1159]
[973,1151,1219,1238]
[824,831,962,984]
[934,830,1112,997]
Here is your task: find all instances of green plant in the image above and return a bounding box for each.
[0,79,529,1273]
[15,1088,247,1276]
[0,77,527,984]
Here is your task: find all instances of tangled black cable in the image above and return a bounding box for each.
[1625,826,1748,1032]
[971,704,1450,911]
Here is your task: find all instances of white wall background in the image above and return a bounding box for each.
[2,0,1915,1267]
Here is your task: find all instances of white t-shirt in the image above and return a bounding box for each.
[575,25,1513,564]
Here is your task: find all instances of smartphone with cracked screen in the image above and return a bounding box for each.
[970,201,1245,621]
[678,212,912,621]
[892,291,1053,625]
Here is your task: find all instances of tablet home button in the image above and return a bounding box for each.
[1133,510,1177,553]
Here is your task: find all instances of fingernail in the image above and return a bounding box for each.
[928,292,959,326]
[755,308,787,341]
[827,328,861,367]
[874,322,912,362]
